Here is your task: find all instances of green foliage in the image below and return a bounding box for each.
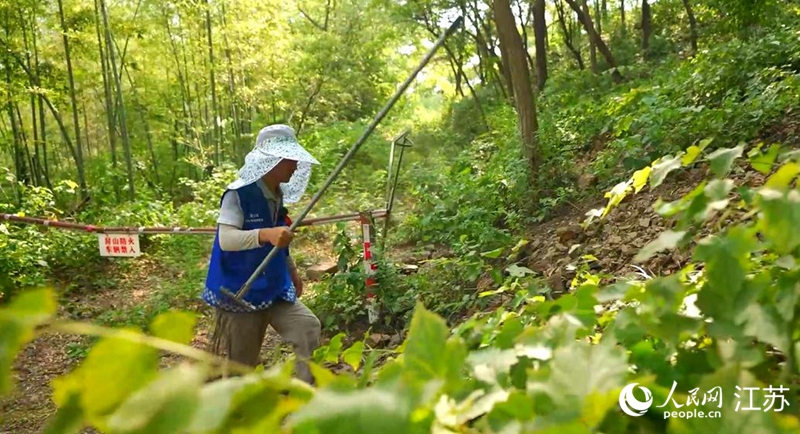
[9,155,800,433]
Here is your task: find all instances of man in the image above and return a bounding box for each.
[203,124,321,384]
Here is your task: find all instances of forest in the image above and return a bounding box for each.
[2,0,800,432]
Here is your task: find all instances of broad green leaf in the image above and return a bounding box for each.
[213,365,304,431]
[750,143,781,174]
[342,341,365,371]
[187,376,251,433]
[467,347,519,384]
[693,227,757,321]
[71,334,159,420]
[106,363,204,434]
[707,144,744,177]
[765,162,800,189]
[650,154,683,188]
[631,166,652,193]
[655,181,707,218]
[443,336,468,389]
[433,388,510,430]
[309,361,337,388]
[402,302,449,381]
[487,390,534,426]
[531,339,627,428]
[740,304,790,354]
[757,188,800,255]
[287,388,412,434]
[704,179,735,200]
[318,333,345,364]
[635,230,687,262]
[149,311,197,345]
[494,316,524,349]
[775,273,799,322]
[186,363,308,434]
[1,289,57,396]
[357,350,380,388]
[42,391,84,434]
[6,287,57,325]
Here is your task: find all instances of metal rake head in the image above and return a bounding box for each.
[219,288,257,311]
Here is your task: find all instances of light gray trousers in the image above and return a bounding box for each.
[210,300,321,384]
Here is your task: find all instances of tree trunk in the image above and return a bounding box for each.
[584,0,598,72]
[101,0,135,199]
[514,0,535,73]
[205,0,220,166]
[555,0,584,70]
[492,0,540,174]
[682,0,698,54]
[564,0,623,82]
[57,0,88,198]
[532,0,548,91]
[220,1,241,158]
[19,9,42,186]
[595,0,603,35]
[94,0,119,199]
[620,0,626,36]
[30,0,50,189]
[641,0,652,58]
[6,62,28,186]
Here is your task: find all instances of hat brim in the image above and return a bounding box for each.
[226,134,319,203]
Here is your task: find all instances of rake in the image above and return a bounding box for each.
[220,16,465,310]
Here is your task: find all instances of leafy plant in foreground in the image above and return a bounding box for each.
[4,140,800,432]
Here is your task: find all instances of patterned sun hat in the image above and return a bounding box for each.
[227,124,320,203]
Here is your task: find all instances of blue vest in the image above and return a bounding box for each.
[203,182,296,312]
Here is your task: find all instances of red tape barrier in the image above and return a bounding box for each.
[1,209,388,235]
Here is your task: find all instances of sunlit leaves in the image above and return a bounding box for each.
[707,143,745,177]
[287,388,415,434]
[342,341,365,371]
[765,162,800,189]
[650,154,683,188]
[632,166,652,193]
[106,363,205,434]
[750,143,782,174]
[756,188,800,255]
[528,339,628,428]
[602,180,632,217]
[51,333,160,426]
[682,138,712,165]
[149,311,197,345]
[401,301,451,382]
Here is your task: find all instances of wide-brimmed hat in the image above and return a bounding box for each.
[227,124,320,203]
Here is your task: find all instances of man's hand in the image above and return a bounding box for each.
[258,227,294,248]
